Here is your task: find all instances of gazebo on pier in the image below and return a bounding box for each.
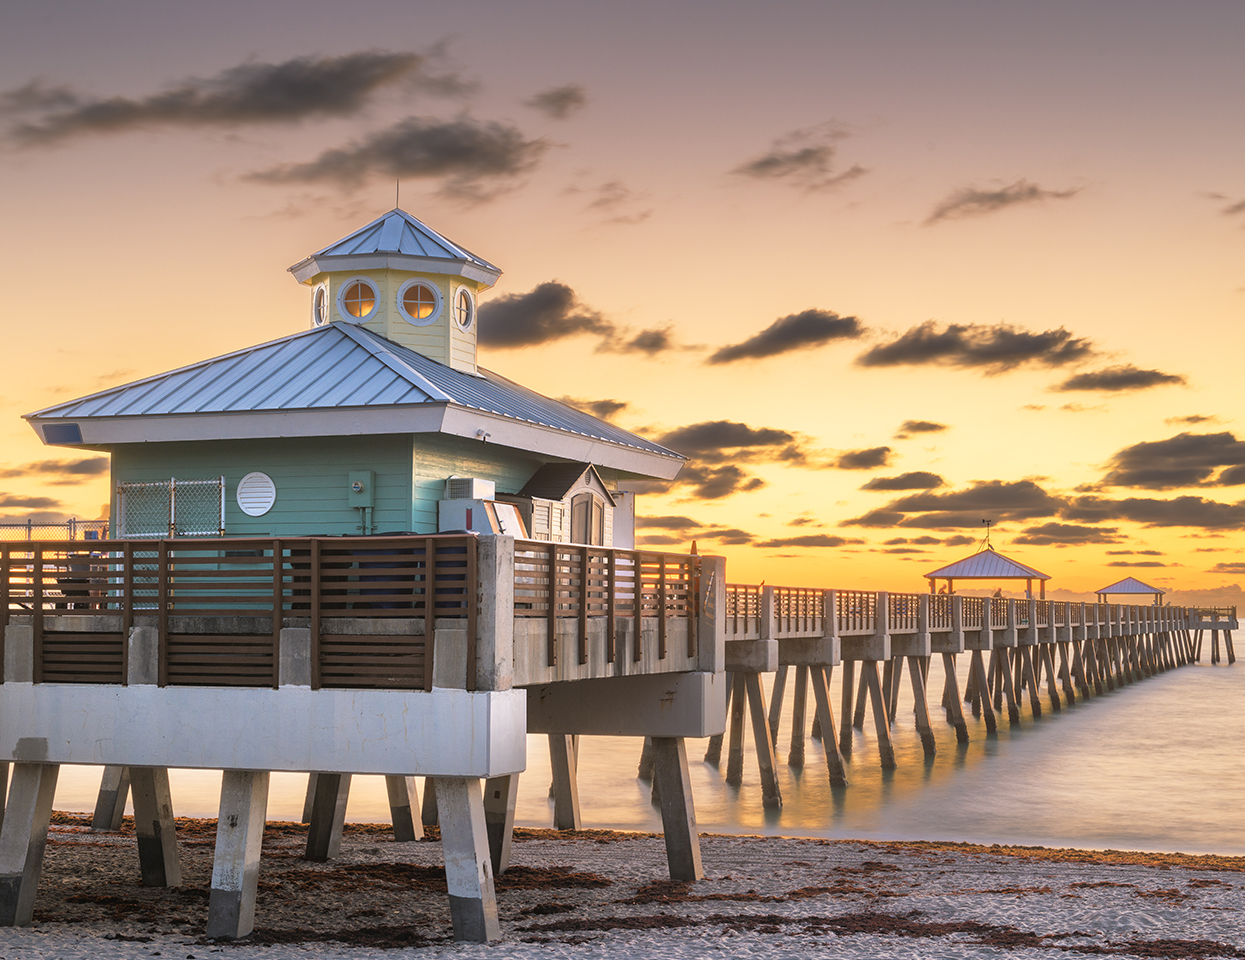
[924,544,1051,599]
[1095,576,1164,606]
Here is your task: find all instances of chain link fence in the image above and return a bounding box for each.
[0,519,110,541]
[118,477,224,538]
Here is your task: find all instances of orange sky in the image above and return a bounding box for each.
[2,0,1244,603]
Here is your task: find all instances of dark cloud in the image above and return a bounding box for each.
[0,494,62,509]
[895,420,948,438]
[636,515,701,530]
[555,396,628,422]
[925,179,1079,225]
[655,421,796,464]
[703,527,755,545]
[732,124,867,192]
[615,327,674,355]
[1107,561,1166,568]
[525,84,586,120]
[0,457,108,485]
[1210,562,1245,573]
[835,447,892,470]
[858,321,1094,373]
[1099,432,1245,490]
[1055,364,1186,393]
[583,180,651,225]
[756,534,864,548]
[1011,522,1122,546]
[478,282,612,348]
[1165,414,1218,426]
[787,513,824,528]
[1222,198,1245,217]
[861,471,945,491]
[638,534,683,546]
[1106,550,1163,556]
[843,479,1063,529]
[674,464,766,500]
[7,52,458,145]
[884,547,926,554]
[248,115,547,201]
[1062,494,1245,529]
[706,310,864,365]
[942,535,975,547]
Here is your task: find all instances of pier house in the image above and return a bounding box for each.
[3,211,724,942]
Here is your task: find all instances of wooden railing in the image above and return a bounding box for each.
[0,536,478,691]
[837,590,877,635]
[775,587,822,637]
[725,583,762,638]
[889,592,921,633]
[512,541,699,665]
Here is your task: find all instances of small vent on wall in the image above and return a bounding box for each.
[237,472,277,517]
[445,477,495,500]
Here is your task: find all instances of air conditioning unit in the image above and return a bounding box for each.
[445,477,496,500]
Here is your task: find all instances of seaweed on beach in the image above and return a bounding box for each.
[617,880,785,905]
[275,861,609,894]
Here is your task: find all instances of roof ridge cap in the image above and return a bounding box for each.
[335,325,453,403]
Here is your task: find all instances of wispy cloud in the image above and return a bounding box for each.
[524,84,586,120]
[894,420,948,439]
[707,310,864,365]
[861,471,945,491]
[732,123,867,192]
[925,179,1080,225]
[0,457,108,486]
[1054,364,1186,393]
[5,51,464,145]
[857,321,1094,374]
[835,446,892,470]
[247,115,547,202]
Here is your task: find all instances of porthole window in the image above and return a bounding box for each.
[454,288,475,330]
[397,278,442,326]
[311,284,328,326]
[236,472,277,517]
[337,277,378,322]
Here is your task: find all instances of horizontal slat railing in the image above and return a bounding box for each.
[512,541,699,667]
[725,584,762,639]
[2,535,477,691]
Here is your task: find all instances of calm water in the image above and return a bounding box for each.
[51,658,1245,854]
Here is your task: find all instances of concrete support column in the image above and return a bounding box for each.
[476,536,516,692]
[130,766,181,887]
[92,765,131,831]
[483,774,518,875]
[421,777,440,826]
[651,737,704,881]
[548,734,581,830]
[0,763,59,926]
[385,776,423,842]
[435,777,501,943]
[207,770,269,940]
[305,772,351,861]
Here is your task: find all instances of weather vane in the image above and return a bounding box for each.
[980,518,993,552]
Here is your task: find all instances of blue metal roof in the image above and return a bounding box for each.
[308,209,500,273]
[26,324,683,461]
[1095,576,1164,595]
[925,547,1050,581]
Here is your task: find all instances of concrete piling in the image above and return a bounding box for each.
[92,765,131,831]
[385,775,423,842]
[483,774,517,874]
[434,777,502,943]
[0,763,59,926]
[305,772,351,861]
[207,770,269,939]
[130,766,181,887]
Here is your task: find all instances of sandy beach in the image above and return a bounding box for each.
[0,813,1240,959]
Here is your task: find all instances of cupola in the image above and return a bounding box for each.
[287,209,502,374]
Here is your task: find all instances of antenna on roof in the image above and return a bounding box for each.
[978,519,993,553]
[395,178,400,210]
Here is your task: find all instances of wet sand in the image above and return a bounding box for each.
[0,811,1241,959]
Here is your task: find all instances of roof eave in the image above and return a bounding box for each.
[289,254,501,287]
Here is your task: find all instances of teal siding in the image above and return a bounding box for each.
[411,435,542,533]
[110,436,414,537]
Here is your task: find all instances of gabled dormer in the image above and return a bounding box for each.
[287,209,502,375]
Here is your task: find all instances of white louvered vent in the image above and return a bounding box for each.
[236,472,277,517]
[445,477,495,500]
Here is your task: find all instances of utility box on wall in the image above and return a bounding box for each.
[348,470,375,507]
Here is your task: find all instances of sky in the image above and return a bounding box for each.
[1,0,1244,602]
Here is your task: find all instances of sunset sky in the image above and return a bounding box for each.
[2,0,1244,602]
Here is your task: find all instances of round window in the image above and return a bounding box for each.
[397,279,441,325]
[338,278,378,321]
[312,284,328,326]
[236,472,277,517]
[455,288,474,330]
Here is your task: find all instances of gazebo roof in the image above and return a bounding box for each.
[1094,576,1164,596]
[924,546,1050,582]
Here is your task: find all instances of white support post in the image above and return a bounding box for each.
[435,777,501,943]
[548,734,581,830]
[0,763,59,926]
[130,766,181,887]
[207,770,270,940]
[305,772,351,861]
[651,737,704,881]
[92,765,131,831]
[385,776,423,842]
[483,774,518,874]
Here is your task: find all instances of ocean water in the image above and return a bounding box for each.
[50,657,1245,855]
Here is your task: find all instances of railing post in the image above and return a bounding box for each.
[696,555,726,674]
[157,540,169,687]
[759,586,776,642]
[31,547,43,684]
[917,593,930,642]
[823,590,839,640]
[271,538,282,690]
[875,592,889,640]
[578,546,588,666]
[310,538,321,690]
[546,543,557,668]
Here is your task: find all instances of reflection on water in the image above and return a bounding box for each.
[51,659,1245,854]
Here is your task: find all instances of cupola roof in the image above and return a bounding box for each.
[924,546,1050,582]
[287,209,502,287]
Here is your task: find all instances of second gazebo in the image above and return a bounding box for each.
[925,544,1051,599]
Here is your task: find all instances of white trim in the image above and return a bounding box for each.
[310,283,329,327]
[336,275,379,323]
[396,277,443,326]
[453,285,476,331]
[290,255,500,287]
